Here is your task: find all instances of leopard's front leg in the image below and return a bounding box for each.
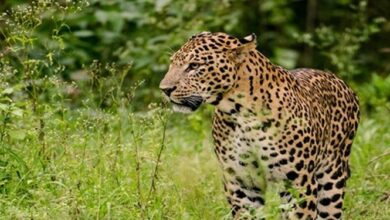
[279,173,318,220]
[222,172,266,219]
[213,112,267,219]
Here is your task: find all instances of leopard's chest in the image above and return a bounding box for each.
[213,114,289,182]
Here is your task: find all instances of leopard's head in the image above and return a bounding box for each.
[159,32,257,113]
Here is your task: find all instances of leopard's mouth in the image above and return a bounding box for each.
[171,103,194,113]
[170,95,203,113]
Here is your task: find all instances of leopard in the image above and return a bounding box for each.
[159,32,360,220]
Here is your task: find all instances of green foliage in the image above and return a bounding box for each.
[4,0,388,107]
[344,110,390,219]
[0,0,389,219]
[357,74,390,112]
[0,3,172,218]
[294,1,386,81]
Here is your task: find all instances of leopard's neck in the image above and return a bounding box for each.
[216,50,296,118]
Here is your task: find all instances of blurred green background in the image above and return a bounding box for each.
[1,0,390,219]
[1,0,389,111]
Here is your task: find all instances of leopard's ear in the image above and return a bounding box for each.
[238,33,257,45]
[230,33,257,63]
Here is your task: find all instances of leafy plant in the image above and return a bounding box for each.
[294,1,386,81]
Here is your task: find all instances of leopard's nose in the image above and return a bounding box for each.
[160,86,177,97]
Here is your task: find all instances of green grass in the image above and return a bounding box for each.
[1,102,390,219]
[343,108,390,219]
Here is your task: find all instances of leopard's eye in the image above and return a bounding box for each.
[188,63,200,71]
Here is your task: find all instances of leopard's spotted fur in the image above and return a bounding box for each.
[160,32,360,220]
